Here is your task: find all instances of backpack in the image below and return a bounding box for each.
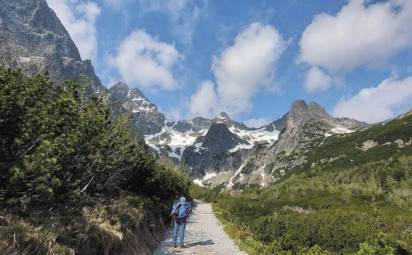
[172,202,190,221]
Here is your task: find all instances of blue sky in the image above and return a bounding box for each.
[47,0,412,126]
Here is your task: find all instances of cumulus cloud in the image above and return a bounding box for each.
[300,0,412,71]
[163,107,183,121]
[189,81,219,117]
[334,76,412,123]
[299,0,412,92]
[243,118,273,128]
[46,0,101,60]
[208,22,286,116]
[304,66,332,93]
[109,30,181,90]
[188,23,286,117]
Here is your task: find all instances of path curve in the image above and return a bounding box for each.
[154,201,246,255]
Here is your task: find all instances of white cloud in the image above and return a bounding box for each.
[163,107,183,121]
[243,118,273,128]
[109,30,181,90]
[299,0,412,93]
[304,66,332,93]
[334,76,412,123]
[211,22,286,115]
[189,81,219,117]
[46,0,101,60]
[300,0,412,72]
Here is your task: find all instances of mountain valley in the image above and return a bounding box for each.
[1,0,412,254]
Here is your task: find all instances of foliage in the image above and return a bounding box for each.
[0,68,191,254]
[190,183,222,203]
[210,115,412,254]
[0,68,190,209]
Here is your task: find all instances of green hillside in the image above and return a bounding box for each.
[0,68,190,254]
[194,115,412,254]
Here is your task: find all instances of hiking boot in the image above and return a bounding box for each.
[173,243,177,248]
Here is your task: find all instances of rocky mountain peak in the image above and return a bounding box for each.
[0,0,103,93]
[109,82,130,99]
[205,122,251,152]
[217,112,231,120]
[290,99,308,111]
[398,107,412,120]
[129,87,146,100]
[111,81,129,90]
[308,101,330,118]
[107,82,165,136]
[289,100,329,117]
[287,100,339,127]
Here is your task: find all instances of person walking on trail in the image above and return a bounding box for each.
[171,196,192,248]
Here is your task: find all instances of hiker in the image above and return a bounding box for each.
[170,196,192,248]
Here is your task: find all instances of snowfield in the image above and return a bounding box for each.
[145,120,280,160]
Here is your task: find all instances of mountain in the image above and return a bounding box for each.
[200,100,369,188]
[108,82,166,137]
[109,80,370,188]
[110,82,369,187]
[0,0,103,93]
[201,108,412,254]
[0,0,372,192]
[398,108,412,119]
[109,83,282,169]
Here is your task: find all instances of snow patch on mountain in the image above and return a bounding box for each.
[227,161,247,190]
[259,165,266,187]
[228,143,254,153]
[145,124,208,160]
[193,178,204,187]
[193,171,219,187]
[229,125,280,146]
[123,90,158,113]
[194,142,204,153]
[325,126,354,137]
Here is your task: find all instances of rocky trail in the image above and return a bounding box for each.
[154,201,246,255]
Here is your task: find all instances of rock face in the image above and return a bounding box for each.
[144,110,281,174]
[202,100,368,188]
[270,100,366,156]
[108,82,166,136]
[181,122,256,177]
[202,122,247,154]
[0,0,103,93]
[105,83,275,167]
[134,96,367,187]
[398,108,412,119]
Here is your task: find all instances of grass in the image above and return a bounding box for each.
[192,115,412,254]
[212,204,265,255]
[0,193,168,255]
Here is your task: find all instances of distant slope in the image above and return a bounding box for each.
[301,110,412,174]
[205,108,412,254]
[204,100,368,189]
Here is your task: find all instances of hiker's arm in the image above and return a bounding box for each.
[170,204,176,216]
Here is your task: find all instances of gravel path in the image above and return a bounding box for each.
[154,201,246,255]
